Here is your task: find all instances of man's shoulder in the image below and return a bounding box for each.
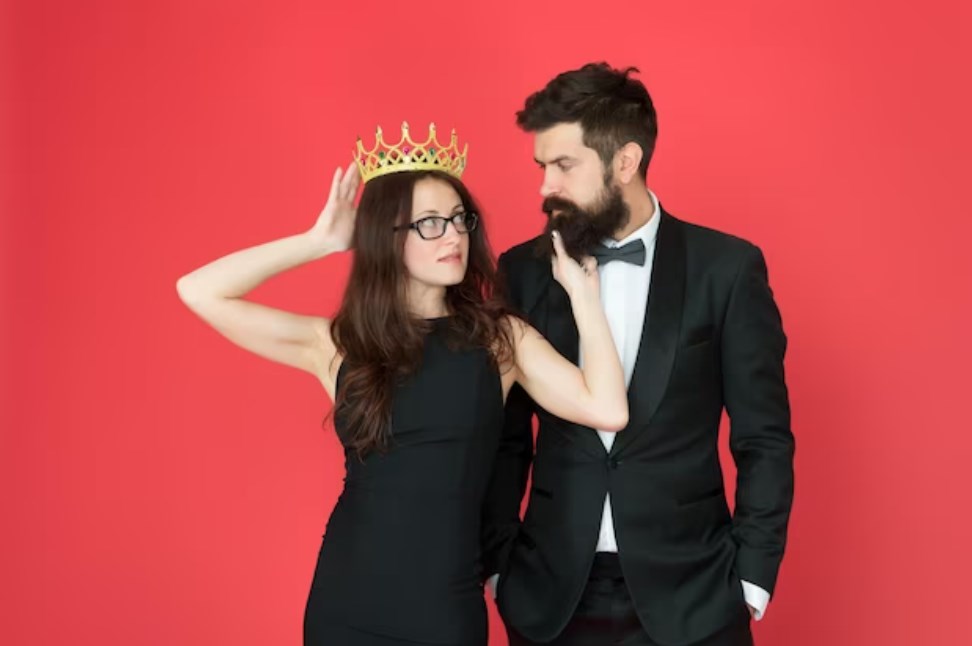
[496,235,548,310]
[665,210,761,261]
[498,235,546,271]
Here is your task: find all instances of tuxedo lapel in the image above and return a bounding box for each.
[611,212,685,456]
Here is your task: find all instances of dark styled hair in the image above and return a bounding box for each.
[329,170,514,458]
[516,62,658,179]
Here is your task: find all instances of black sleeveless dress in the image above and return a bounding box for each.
[304,318,504,645]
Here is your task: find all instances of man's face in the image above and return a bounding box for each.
[534,122,605,211]
[533,123,629,259]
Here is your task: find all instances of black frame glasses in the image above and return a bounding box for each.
[394,212,479,240]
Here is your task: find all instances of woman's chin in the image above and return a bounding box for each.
[436,265,467,285]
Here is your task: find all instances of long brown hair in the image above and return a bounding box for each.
[330,170,515,458]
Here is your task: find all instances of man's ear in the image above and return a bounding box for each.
[614,142,644,184]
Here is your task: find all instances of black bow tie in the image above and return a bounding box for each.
[591,239,646,267]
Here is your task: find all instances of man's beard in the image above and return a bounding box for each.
[537,182,630,262]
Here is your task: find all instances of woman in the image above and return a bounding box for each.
[176,124,628,645]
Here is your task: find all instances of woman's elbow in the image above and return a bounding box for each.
[597,407,629,432]
[176,274,205,308]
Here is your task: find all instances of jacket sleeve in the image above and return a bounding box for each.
[722,244,795,595]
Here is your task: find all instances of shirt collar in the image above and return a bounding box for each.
[603,190,660,249]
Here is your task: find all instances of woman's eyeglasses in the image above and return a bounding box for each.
[394,212,479,240]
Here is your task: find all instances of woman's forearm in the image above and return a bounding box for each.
[571,292,628,427]
[177,232,333,303]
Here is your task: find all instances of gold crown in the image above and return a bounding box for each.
[354,122,468,183]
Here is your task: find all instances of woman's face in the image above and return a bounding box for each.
[401,177,471,289]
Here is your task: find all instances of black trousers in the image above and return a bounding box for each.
[506,554,753,646]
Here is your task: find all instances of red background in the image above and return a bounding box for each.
[3,1,971,644]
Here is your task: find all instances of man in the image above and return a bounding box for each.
[482,62,795,646]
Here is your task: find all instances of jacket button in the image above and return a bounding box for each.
[609,457,620,470]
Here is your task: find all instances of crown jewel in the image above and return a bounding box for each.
[354,122,468,183]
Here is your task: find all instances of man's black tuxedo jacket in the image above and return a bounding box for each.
[482,210,794,645]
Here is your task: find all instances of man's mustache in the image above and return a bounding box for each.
[542,197,582,218]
